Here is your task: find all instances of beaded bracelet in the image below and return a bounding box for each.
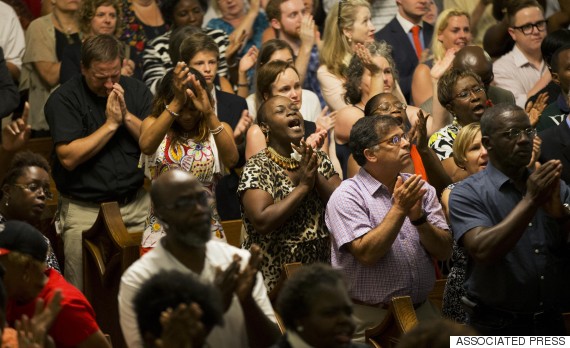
[164,103,180,117]
[210,124,224,135]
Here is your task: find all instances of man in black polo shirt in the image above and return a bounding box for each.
[45,34,152,290]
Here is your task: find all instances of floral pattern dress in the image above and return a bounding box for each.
[140,133,226,249]
[238,150,337,292]
[428,118,462,161]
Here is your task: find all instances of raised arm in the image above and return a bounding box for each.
[241,144,317,235]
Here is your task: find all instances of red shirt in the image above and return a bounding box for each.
[7,269,100,348]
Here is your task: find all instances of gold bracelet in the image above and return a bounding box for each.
[210,124,224,135]
[164,103,180,117]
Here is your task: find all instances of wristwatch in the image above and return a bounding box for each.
[411,211,428,226]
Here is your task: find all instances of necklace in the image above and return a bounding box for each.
[53,11,75,45]
[266,147,300,170]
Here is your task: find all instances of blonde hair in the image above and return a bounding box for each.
[452,122,481,169]
[320,0,371,77]
[431,8,470,61]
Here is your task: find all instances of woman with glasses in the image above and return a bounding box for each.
[317,0,375,111]
[239,95,341,294]
[0,151,61,272]
[138,66,238,254]
[428,68,489,182]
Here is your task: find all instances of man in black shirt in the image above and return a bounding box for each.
[45,34,152,290]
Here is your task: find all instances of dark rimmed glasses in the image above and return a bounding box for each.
[511,20,546,35]
[374,132,409,147]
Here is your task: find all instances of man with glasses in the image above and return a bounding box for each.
[493,0,550,108]
[326,115,451,342]
[449,103,570,335]
[119,169,279,348]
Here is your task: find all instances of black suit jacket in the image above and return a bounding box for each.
[214,89,249,220]
[375,18,433,104]
[539,120,570,185]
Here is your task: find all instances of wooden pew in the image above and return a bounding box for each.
[221,219,243,248]
[82,202,142,348]
[365,296,419,348]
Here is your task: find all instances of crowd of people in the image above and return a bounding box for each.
[1,0,570,346]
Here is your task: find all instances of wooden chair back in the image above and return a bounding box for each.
[221,219,243,248]
[82,202,142,348]
[428,278,447,314]
[365,296,419,348]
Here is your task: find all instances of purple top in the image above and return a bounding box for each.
[325,169,449,304]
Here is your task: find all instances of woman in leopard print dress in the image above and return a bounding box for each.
[239,95,341,293]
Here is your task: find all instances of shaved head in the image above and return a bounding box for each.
[452,46,494,86]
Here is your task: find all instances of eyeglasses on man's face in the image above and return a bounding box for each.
[164,191,210,210]
[12,182,53,200]
[500,127,537,140]
[511,20,546,35]
[374,132,409,147]
[454,85,485,100]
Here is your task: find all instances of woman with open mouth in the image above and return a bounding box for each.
[238,95,341,295]
[428,68,488,182]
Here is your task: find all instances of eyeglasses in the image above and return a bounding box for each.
[163,191,209,210]
[511,20,546,35]
[375,102,407,113]
[454,86,485,100]
[375,132,409,146]
[12,183,53,200]
[500,127,537,140]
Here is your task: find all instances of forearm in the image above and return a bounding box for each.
[6,61,20,81]
[526,73,552,100]
[34,61,60,88]
[464,197,537,264]
[236,70,250,98]
[213,123,239,168]
[349,206,406,265]
[246,185,311,235]
[294,44,312,84]
[314,173,340,204]
[417,223,452,260]
[139,110,176,155]
[124,112,142,140]
[470,1,488,37]
[416,146,452,197]
[240,296,280,348]
[428,77,450,135]
[56,120,118,171]
[234,10,258,39]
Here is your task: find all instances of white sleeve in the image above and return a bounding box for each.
[118,277,144,348]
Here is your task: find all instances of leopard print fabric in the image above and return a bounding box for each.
[238,150,337,292]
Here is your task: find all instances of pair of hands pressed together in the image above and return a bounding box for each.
[105,83,130,130]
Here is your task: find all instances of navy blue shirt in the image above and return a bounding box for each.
[449,162,570,312]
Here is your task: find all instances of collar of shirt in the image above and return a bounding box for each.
[556,92,570,114]
[485,161,530,191]
[356,167,410,197]
[396,12,422,34]
[512,44,546,72]
[286,331,314,348]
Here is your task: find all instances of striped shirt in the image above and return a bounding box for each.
[142,28,230,95]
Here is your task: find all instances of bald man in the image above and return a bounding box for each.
[420,45,515,114]
[119,170,279,348]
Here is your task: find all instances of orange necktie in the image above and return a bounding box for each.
[411,25,422,59]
